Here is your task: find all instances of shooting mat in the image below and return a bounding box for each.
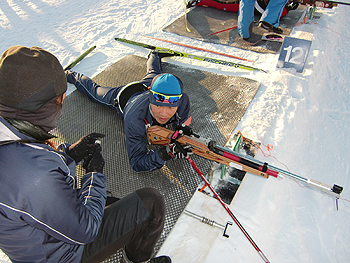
[52,55,260,262]
[163,6,306,53]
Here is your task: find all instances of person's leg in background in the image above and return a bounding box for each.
[66,71,120,111]
[237,0,255,39]
[259,0,288,32]
[139,51,174,87]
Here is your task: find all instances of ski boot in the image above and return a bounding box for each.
[258,21,283,34]
[121,249,171,263]
[186,0,201,8]
[148,50,175,59]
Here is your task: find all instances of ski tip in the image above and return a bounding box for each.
[87,45,97,52]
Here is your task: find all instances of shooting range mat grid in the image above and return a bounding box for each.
[52,55,260,262]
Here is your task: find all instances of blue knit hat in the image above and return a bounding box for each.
[149,73,183,107]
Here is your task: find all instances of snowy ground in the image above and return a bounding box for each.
[1,0,350,262]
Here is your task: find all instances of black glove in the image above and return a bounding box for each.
[159,141,193,161]
[83,151,105,173]
[67,133,105,163]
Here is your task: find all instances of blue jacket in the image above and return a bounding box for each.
[123,90,190,172]
[0,117,106,263]
[66,71,190,173]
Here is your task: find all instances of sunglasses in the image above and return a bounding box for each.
[150,90,182,104]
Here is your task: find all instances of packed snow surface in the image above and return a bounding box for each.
[1,0,350,262]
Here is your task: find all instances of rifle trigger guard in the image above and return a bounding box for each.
[170,129,183,143]
[262,162,268,172]
[208,140,216,151]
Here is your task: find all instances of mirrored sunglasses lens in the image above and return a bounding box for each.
[168,97,179,103]
[154,93,165,102]
[153,91,180,103]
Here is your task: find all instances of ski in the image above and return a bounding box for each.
[144,35,254,62]
[115,38,266,73]
[64,45,96,71]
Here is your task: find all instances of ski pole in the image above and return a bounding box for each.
[208,26,238,36]
[187,156,270,263]
[64,45,96,71]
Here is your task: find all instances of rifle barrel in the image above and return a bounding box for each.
[215,145,342,197]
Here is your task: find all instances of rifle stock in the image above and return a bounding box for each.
[147,125,268,178]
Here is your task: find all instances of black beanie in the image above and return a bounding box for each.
[0,45,66,111]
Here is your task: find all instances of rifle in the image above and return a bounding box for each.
[147,125,343,198]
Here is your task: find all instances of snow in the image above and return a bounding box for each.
[1,0,350,262]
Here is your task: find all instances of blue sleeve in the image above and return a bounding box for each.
[19,148,107,245]
[124,116,166,172]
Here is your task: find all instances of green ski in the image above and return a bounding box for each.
[64,45,96,71]
[115,38,266,73]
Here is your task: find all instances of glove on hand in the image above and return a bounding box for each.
[159,141,193,161]
[67,133,105,163]
[83,151,105,173]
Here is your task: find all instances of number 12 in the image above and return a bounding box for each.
[283,46,304,64]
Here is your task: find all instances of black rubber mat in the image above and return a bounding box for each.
[52,55,260,262]
[163,6,306,53]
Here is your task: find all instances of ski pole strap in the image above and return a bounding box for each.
[143,119,151,131]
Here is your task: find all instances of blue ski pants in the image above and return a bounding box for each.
[66,51,162,117]
[238,0,288,38]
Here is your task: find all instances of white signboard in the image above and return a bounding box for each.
[277,36,312,73]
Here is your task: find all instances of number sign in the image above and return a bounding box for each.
[277,36,312,73]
